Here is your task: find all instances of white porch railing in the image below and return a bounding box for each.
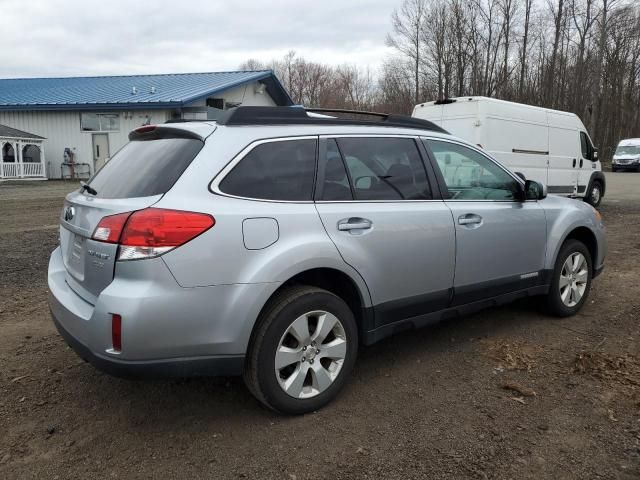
[2,163,19,178]
[22,162,44,177]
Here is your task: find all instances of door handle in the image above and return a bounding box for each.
[572,158,577,168]
[338,218,372,231]
[580,159,584,168]
[458,214,482,226]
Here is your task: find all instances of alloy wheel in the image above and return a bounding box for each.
[275,310,347,399]
[591,185,601,205]
[559,252,588,307]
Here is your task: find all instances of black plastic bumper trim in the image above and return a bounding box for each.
[50,309,244,379]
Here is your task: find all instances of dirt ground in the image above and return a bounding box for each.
[1,174,639,479]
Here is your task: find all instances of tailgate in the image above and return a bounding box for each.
[60,192,161,304]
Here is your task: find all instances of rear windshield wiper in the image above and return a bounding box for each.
[80,181,97,196]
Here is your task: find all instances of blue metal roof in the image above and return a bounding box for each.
[0,70,293,111]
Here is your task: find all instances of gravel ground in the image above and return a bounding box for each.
[1,175,639,479]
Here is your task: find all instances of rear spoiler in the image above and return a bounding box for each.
[128,125,205,142]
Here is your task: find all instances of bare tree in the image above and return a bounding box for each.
[386,0,428,104]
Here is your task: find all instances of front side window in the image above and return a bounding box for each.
[219,139,317,201]
[580,132,589,159]
[81,113,120,132]
[426,140,519,200]
[332,137,431,201]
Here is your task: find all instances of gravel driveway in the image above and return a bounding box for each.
[1,174,639,479]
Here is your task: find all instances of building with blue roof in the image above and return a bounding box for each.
[0,70,292,179]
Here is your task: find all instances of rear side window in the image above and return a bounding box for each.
[88,137,203,198]
[335,137,431,201]
[219,139,317,201]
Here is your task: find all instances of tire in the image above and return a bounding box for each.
[611,167,617,172]
[585,180,602,207]
[243,286,358,414]
[545,239,592,317]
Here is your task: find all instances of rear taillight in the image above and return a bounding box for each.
[92,208,214,260]
[92,212,131,243]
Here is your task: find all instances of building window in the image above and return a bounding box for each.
[81,113,120,132]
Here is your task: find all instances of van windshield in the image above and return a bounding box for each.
[616,145,640,156]
[87,137,203,199]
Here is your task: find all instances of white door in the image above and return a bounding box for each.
[92,134,110,173]
[578,131,598,197]
[547,126,579,195]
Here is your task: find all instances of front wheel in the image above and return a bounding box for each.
[244,286,358,414]
[545,239,592,317]
[585,181,602,207]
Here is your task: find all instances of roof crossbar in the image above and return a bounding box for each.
[215,106,448,134]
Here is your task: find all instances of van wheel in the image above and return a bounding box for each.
[545,240,592,317]
[243,286,357,414]
[586,181,602,207]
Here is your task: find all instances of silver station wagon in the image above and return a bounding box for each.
[49,107,606,414]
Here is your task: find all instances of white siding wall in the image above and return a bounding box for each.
[0,109,169,178]
[0,81,278,179]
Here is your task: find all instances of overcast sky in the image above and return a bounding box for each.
[0,0,396,78]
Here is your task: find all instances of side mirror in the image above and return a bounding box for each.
[592,149,599,161]
[514,171,526,181]
[524,180,547,200]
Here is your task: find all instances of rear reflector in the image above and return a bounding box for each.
[112,314,122,352]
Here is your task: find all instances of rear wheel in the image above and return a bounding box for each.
[545,239,592,317]
[244,286,358,414]
[586,181,602,207]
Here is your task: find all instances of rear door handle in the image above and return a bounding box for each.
[458,214,482,226]
[338,218,372,231]
[572,158,577,168]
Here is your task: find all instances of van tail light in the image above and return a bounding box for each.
[92,208,215,260]
[112,314,122,352]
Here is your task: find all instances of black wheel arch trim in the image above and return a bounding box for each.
[587,171,606,197]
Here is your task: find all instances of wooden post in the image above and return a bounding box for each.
[17,141,23,178]
[39,142,46,178]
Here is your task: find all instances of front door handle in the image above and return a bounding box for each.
[580,159,584,168]
[338,218,372,231]
[458,214,482,226]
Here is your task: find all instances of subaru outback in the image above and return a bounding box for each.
[48,106,606,414]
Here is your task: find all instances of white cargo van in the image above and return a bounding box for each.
[612,138,640,172]
[412,96,605,206]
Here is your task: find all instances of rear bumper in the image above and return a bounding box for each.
[48,246,279,378]
[49,301,243,378]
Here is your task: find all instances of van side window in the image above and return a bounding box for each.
[580,132,591,160]
[426,140,519,201]
[334,137,432,201]
[219,139,317,201]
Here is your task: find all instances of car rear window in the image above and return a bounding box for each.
[219,139,317,201]
[87,137,203,198]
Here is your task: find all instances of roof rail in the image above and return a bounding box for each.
[215,106,448,134]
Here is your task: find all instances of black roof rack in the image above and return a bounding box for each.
[215,106,448,134]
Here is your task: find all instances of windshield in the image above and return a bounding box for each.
[615,145,640,156]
